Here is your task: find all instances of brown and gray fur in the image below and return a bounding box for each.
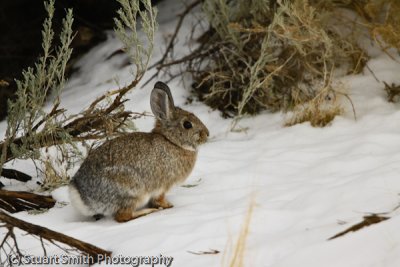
[69,82,209,222]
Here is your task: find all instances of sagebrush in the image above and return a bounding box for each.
[0,0,157,189]
[189,0,364,119]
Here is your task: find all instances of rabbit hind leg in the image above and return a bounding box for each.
[114,207,158,222]
[114,194,159,222]
[150,193,173,209]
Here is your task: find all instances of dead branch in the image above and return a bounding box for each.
[0,190,55,213]
[155,43,216,69]
[1,169,31,183]
[143,41,218,87]
[0,211,112,264]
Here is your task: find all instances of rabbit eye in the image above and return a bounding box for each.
[183,120,192,129]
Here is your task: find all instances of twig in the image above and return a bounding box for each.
[365,63,380,83]
[336,91,357,121]
[143,42,220,88]
[8,227,22,258]
[156,42,217,69]
[143,0,202,86]
[40,237,47,257]
[0,231,11,249]
[149,0,202,70]
[328,214,388,240]
[187,249,220,255]
[31,102,64,132]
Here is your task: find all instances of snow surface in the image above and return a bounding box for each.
[2,1,400,267]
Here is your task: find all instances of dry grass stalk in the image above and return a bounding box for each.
[223,197,255,267]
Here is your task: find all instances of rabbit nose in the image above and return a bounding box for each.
[204,129,210,137]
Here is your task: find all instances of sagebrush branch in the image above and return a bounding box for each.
[0,79,141,165]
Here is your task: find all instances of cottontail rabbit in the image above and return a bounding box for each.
[69,81,209,222]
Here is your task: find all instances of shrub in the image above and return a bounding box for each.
[190,0,364,121]
[0,0,157,190]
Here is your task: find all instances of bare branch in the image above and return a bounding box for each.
[0,190,56,213]
[149,0,202,70]
[0,211,112,264]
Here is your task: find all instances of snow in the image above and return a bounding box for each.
[2,1,400,267]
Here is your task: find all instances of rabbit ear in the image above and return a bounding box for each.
[151,82,176,121]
